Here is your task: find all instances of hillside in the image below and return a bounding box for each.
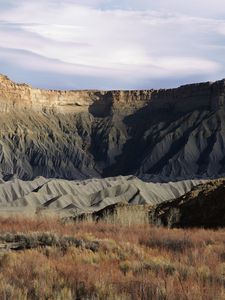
[0,74,225,180]
[0,176,205,217]
[151,178,225,228]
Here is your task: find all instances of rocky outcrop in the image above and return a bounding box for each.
[1,74,225,180]
[2,74,225,115]
[151,178,225,228]
[150,79,225,113]
[0,74,98,113]
[0,74,151,114]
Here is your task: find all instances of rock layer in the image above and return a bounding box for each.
[1,74,225,180]
[0,74,151,114]
[1,74,225,115]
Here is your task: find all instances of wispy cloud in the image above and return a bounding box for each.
[0,0,224,89]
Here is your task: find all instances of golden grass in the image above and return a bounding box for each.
[99,204,150,226]
[0,216,224,299]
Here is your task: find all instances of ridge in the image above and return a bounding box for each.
[0,74,225,115]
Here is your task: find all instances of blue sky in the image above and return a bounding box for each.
[1,0,225,90]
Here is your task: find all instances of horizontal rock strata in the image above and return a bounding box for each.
[0,74,225,180]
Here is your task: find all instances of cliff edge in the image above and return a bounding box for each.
[1,74,225,115]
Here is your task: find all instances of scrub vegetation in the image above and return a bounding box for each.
[0,216,224,299]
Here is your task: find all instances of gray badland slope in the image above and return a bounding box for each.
[0,176,205,216]
[0,74,225,180]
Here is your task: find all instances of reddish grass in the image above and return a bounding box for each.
[0,216,224,299]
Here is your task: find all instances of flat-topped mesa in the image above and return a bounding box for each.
[0,75,152,114]
[0,74,225,114]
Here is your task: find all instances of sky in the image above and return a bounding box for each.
[1,0,225,90]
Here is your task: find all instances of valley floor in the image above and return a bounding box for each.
[0,216,224,299]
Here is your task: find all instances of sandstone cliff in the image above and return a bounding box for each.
[1,74,225,115]
[0,74,151,114]
[0,74,225,180]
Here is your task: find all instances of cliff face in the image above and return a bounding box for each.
[0,74,98,113]
[0,74,225,180]
[151,80,225,113]
[1,74,225,115]
[0,74,151,114]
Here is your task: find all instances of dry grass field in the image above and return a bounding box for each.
[0,215,224,299]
